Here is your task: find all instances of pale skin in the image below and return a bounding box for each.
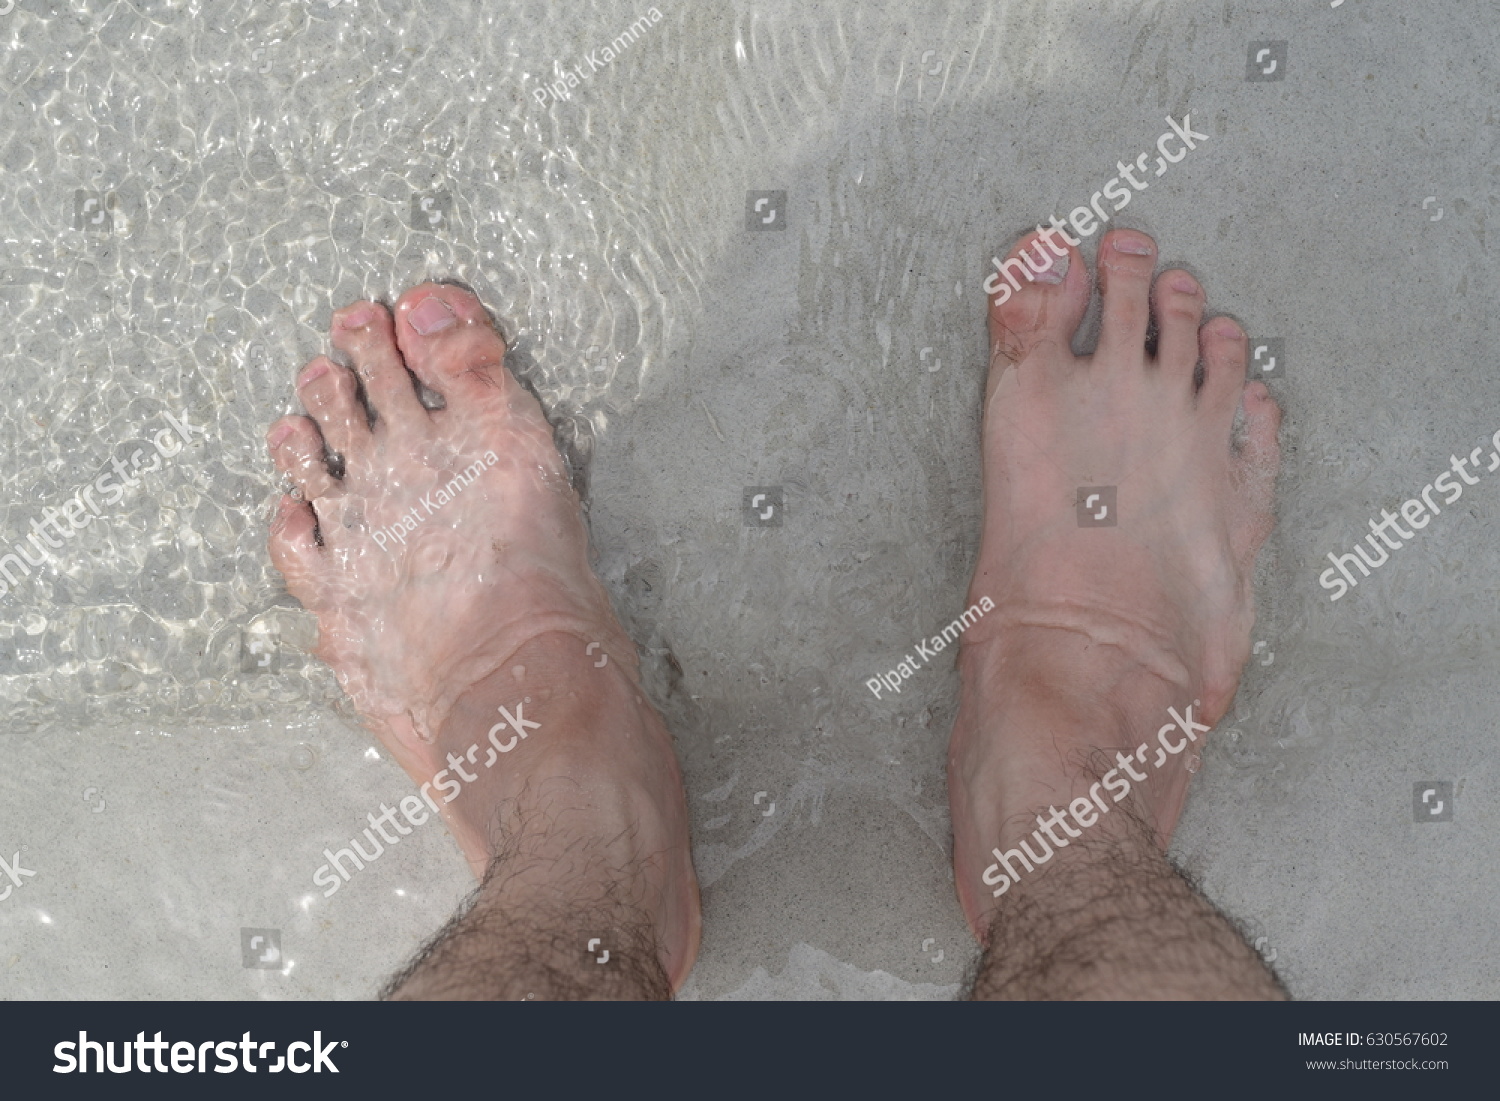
[267,225,1284,1000]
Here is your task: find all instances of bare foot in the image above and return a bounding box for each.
[266,284,699,988]
[949,229,1280,938]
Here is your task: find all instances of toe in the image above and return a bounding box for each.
[986,229,1087,370]
[392,283,511,409]
[1238,382,1282,470]
[268,494,324,606]
[1152,269,1206,383]
[1094,230,1158,364]
[1198,315,1249,424]
[1230,381,1282,559]
[296,357,366,461]
[267,415,342,502]
[331,301,427,433]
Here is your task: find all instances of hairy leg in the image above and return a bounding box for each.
[972,838,1286,999]
[379,631,682,1001]
[966,682,1284,1000]
[383,869,670,1001]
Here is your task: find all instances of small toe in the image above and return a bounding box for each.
[331,301,427,433]
[268,494,324,605]
[267,415,342,502]
[1152,269,1206,383]
[1230,381,1282,557]
[1198,316,1249,424]
[296,357,366,460]
[1094,230,1158,364]
[392,283,511,409]
[1238,381,1282,469]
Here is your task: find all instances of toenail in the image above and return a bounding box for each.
[298,362,330,386]
[1169,273,1199,294]
[1113,236,1155,256]
[1208,317,1242,339]
[1034,254,1068,284]
[339,304,377,330]
[409,296,456,335]
[267,423,294,449]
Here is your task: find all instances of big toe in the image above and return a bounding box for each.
[393,283,513,411]
[986,230,1087,372]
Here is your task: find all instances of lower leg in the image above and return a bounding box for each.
[974,833,1284,1000]
[382,631,695,1001]
[383,839,672,1001]
[964,653,1282,1000]
[382,824,672,1001]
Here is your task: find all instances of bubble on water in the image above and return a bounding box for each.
[1185,754,1202,774]
[290,743,316,771]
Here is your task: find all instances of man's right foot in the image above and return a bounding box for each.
[949,228,1281,938]
[266,284,700,991]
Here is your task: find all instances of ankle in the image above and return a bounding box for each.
[955,626,1195,797]
[442,629,654,750]
[432,630,666,873]
[952,625,1209,899]
[960,623,1193,714]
